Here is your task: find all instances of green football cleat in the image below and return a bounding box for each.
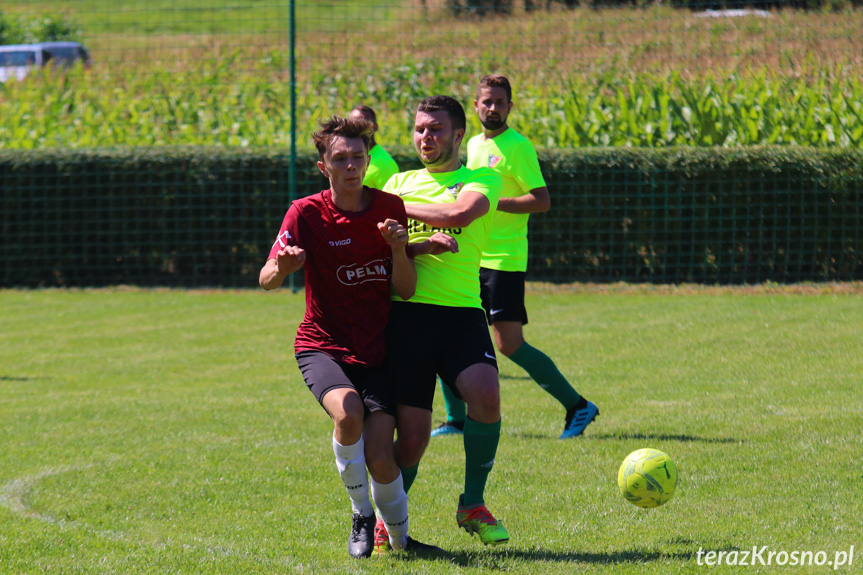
[456,495,509,546]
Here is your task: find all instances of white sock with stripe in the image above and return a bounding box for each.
[333,434,374,518]
[370,473,409,550]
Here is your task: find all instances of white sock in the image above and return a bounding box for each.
[333,434,374,518]
[370,473,409,550]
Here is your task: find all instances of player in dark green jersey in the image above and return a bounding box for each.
[431,75,599,440]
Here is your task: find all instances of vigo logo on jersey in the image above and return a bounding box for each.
[337,258,390,285]
[488,154,502,168]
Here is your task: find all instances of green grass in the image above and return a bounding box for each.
[1,285,861,573]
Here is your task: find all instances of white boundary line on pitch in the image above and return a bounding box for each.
[0,463,293,566]
[0,464,126,541]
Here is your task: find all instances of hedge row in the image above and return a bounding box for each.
[1,147,861,287]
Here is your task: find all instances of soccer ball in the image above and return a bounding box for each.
[617,448,678,508]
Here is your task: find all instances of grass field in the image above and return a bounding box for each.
[1,285,861,573]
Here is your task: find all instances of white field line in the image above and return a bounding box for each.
[0,464,292,565]
[0,464,125,540]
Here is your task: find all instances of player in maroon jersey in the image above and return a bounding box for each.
[259,116,456,558]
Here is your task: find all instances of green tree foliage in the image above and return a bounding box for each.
[0,12,81,45]
[0,12,25,45]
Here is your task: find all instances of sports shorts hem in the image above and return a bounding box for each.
[480,268,528,325]
[385,302,498,411]
[296,350,394,416]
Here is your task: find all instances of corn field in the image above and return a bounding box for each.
[1,3,863,150]
[1,59,862,149]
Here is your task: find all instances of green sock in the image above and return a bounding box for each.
[462,417,501,507]
[509,341,581,410]
[399,463,419,494]
[439,377,466,423]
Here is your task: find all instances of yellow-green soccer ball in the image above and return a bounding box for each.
[617,448,678,508]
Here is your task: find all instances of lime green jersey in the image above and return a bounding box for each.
[364,144,400,190]
[383,165,501,308]
[467,128,546,272]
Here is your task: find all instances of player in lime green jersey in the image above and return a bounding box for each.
[351,105,400,190]
[431,75,599,440]
[380,95,510,547]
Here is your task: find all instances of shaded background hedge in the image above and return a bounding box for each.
[1,146,861,287]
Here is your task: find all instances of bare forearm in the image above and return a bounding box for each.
[405,192,490,228]
[405,203,470,228]
[259,260,287,290]
[496,187,550,214]
[407,241,432,258]
[260,256,304,290]
[389,247,416,300]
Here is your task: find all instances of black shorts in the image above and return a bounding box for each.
[385,302,498,411]
[480,268,528,325]
[296,351,394,415]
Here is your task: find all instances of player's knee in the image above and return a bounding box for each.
[332,411,364,443]
[496,340,520,357]
[466,395,500,422]
[394,433,428,468]
[461,374,501,422]
[365,449,398,483]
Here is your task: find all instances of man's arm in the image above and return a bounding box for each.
[404,190,490,228]
[407,232,459,257]
[378,219,416,300]
[496,186,550,214]
[259,246,306,290]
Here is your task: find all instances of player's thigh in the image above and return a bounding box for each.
[454,363,500,423]
[297,351,365,421]
[385,302,442,410]
[320,387,365,424]
[437,307,498,389]
[394,404,432,467]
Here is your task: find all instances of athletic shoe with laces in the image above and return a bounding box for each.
[430,420,465,437]
[403,536,445,555]
[456,494,509,545]
[560,399,599,439]
[349,513,376,559]
[373,516,391,554]
[374,517,445,556]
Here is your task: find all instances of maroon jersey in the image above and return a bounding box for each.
[268,188,408,366]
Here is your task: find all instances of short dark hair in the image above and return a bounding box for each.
[351,104,377,124]
[417,96,466,132]
[312,116,373,161]
[477,74,512,102]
